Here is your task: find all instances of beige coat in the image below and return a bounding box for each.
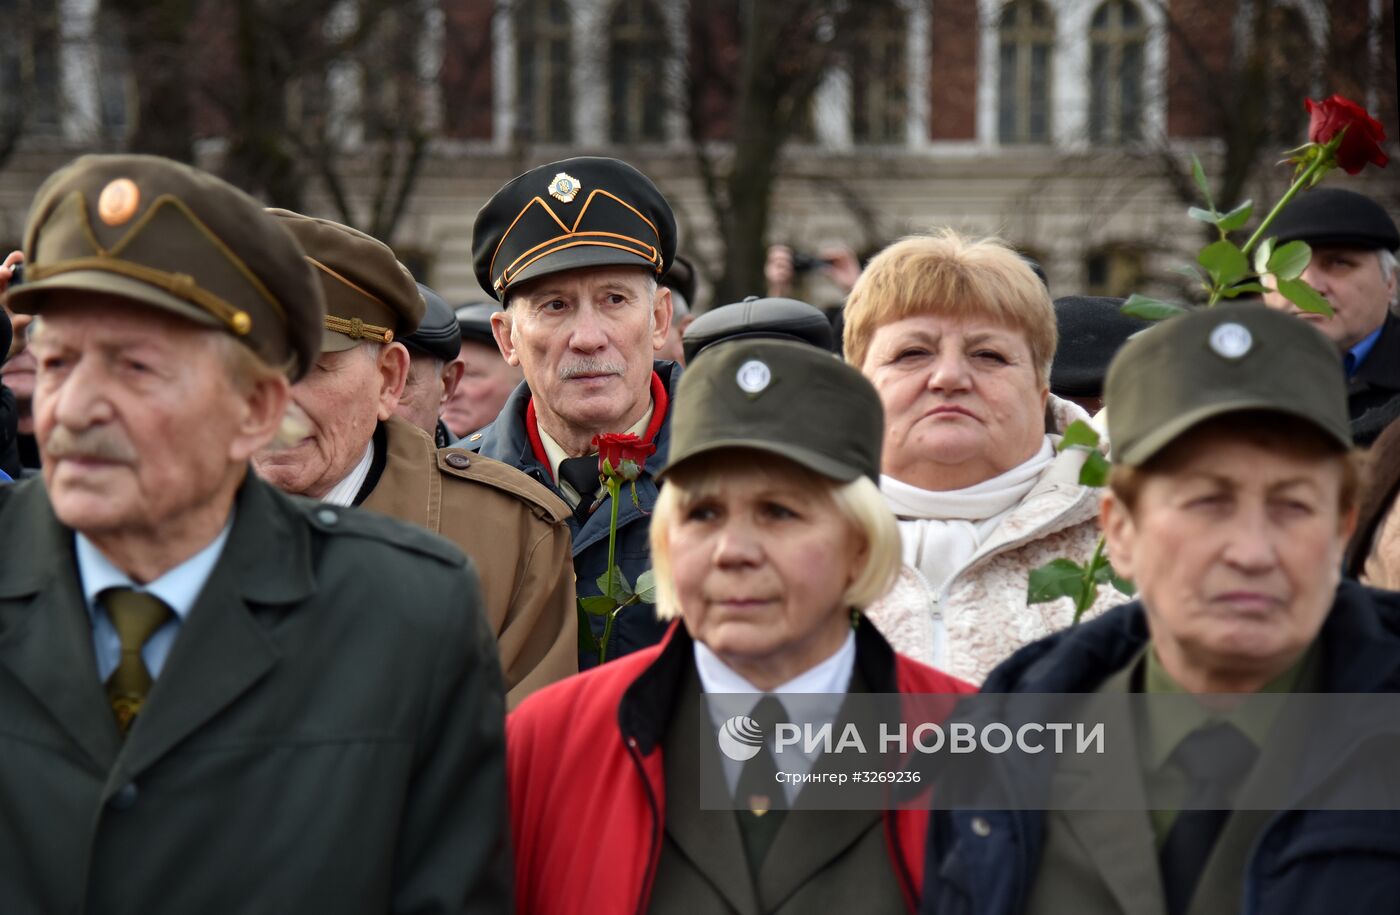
[864,398,1120,684]
[363,416,577,706]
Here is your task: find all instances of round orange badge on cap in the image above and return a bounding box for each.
[98,178,140,226]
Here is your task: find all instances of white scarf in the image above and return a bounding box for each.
[880,438,1055,594]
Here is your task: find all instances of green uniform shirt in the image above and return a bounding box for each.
[1138,644,1322,845]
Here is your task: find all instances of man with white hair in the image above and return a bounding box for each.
[1262,187,1400,445]
[462,156,680,665]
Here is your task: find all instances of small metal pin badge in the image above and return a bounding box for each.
[548,172,581,203]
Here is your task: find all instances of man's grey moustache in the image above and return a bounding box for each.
[44,428,138,463]
[559,362,626,380]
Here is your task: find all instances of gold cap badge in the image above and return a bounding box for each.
[97,178,140,226]
[547,172,581,204]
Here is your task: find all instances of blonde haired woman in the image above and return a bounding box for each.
[506,338,971,914]
[847,229,1118,683]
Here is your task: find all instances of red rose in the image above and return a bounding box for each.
[593,433,656,482]
[1306,94,1389,175]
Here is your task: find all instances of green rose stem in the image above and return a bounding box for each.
[1207,131,1345,306]
[596,475,623,665]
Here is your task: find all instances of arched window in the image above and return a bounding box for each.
[850,1,908,144]
[998,0,1054,143]
[1088,0,1145,143]
[515,0,573,143]
[608,0,668,143]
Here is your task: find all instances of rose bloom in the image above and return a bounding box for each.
[594,432,655,481]
[1306,94,1389,175]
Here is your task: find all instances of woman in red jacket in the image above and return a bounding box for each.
[507,338,972,914]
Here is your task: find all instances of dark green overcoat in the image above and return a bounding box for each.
[0,473,511,914]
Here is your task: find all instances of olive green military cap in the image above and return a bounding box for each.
[660,337,883,483]
[267,209,424,353]
[9,154,324,380]
[1105,303,1351,466]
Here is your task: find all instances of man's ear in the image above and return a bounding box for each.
[439,356,466,408]
[650,284,673,351]
[375,342,411,420]
[229,373,292,462]
[491,309,521,367]
[1100,490,1137,581]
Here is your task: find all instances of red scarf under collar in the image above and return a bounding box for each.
[526,371,668,483]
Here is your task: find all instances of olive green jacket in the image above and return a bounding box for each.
[0,474,511,914]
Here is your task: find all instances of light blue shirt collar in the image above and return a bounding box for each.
[76,510,235,624]
[1344,325,1384,377]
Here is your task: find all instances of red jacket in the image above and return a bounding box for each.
[507,622,974,914]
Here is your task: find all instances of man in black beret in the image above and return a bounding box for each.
[442,302,523,440]
[1262,187,1400,444]
[656,254,698,365]
[463,155,680,666]
[397,282,465,447]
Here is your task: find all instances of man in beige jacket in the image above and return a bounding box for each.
[252,209,576,706]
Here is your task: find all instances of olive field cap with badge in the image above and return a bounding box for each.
[472,156,677,300]
[402,282,462,364]
[454,302,498,347]
[9,154,324,381]
[1266,186,1400,251]
[681,295,835,363]
[1105,303,1351,467]
[267,209,424,353]
[660,337,883,484]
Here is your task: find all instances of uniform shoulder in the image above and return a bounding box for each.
[435,448,570,524]
[290,494,470,569]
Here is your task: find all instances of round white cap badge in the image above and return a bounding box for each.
[736,360,771,394]
[1209,322,1253,359]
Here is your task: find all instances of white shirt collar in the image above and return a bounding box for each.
[694,629,856,697]
[75,508,236,623]
[320,440,375,507]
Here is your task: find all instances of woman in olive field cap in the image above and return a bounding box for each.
[845,229,1118,684]
[504,338,972,915]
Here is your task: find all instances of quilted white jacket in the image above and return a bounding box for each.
[863,397,1123,684]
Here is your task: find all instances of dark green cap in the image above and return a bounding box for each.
[1105,303,1351,466]
[660,338,883,483]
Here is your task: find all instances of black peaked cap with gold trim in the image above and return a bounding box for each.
[10,154,324,381]
[268,209,424,354]
[473,156,676,301]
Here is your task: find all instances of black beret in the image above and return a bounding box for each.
[1268,187,1399,251]
[473,156,676,301]
[661,254,697,309]
[454,302,497,347]
[1050,295,1150,398]
[401,283,462,363]
[682,295,834,363]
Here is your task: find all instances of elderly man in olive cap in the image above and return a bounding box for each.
[463,156,680,666]
[923,304,1400,915]
[253,210,576,704]
[0,155,510,911]
[1262,187,1400,444]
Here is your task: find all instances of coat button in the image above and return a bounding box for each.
[469,433,483,442]
[316,508,339,525]
[445,452,471,469]
[970,816,991,837]
[110,783,139,811]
